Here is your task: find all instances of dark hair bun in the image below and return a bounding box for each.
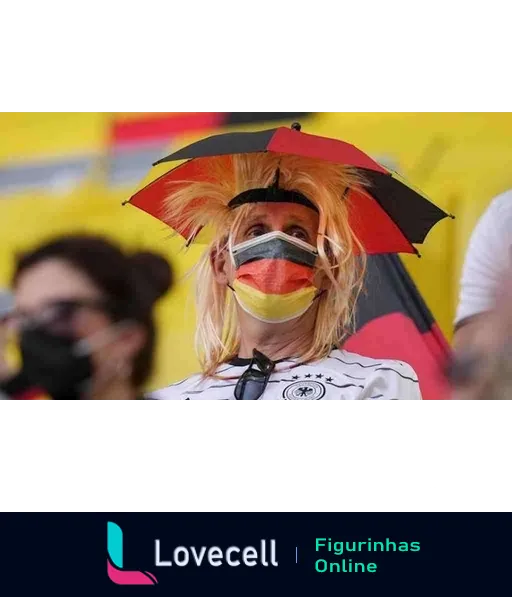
[130,251,174,304]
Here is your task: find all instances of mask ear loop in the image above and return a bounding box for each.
[313,288,327,302]
[225,233,237,295]
[314,200,328,297]
[316,194,327,254]
[314,188,350,300]
[315,186,351,278]
[227,232,237,270]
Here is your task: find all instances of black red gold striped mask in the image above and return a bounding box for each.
[229,231,320,323]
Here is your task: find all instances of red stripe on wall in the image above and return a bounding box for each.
[111,113,226,147]
[15,387,51,400]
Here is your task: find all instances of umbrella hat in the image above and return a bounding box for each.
[127,123,452,254]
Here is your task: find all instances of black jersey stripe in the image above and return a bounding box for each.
[325,381,365,390]
[374,368,419,383]
[341,372,367,381]
[327,355,384,368]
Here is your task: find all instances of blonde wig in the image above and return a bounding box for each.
[164,152,369,375]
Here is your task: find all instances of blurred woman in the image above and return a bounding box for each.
[450,269,512,399]
[453,191,512,362]
[0,235,172,399]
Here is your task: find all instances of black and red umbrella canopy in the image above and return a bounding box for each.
[128,124,452,254]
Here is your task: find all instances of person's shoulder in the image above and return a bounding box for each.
[455,189,512,327]
[488,189,512,214]
[326,349,421,400]
[328,349,417,375]
[472,189,512,236]
[326,349,381,367]
[147,373,204,400]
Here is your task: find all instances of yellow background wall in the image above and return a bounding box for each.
[1,113,511,391]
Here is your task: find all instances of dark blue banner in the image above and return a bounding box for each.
[0,512,508,595]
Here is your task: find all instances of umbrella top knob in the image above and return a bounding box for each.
[291,122,302,131]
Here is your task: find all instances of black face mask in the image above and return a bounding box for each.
[19,328,93,400]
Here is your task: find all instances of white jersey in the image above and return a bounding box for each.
[455,190,512,327]
[150,349,422,400]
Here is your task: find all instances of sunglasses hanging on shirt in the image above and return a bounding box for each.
[234,349,276,400]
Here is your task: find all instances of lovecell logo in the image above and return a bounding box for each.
[154,538,278,567]
[107,521,278,586]
[107,522,158,585]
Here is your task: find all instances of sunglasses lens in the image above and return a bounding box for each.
[235,370,268,400]
[234,350,276,400]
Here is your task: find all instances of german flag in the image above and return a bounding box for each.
[9,387,51,400]
[0,371,52,399]
[344,254,452,400]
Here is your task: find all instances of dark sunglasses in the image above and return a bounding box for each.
[234,349,276,400]
[10,298,111,333]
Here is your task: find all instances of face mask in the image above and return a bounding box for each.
[19,328,93,400]
[229,231,320,324]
